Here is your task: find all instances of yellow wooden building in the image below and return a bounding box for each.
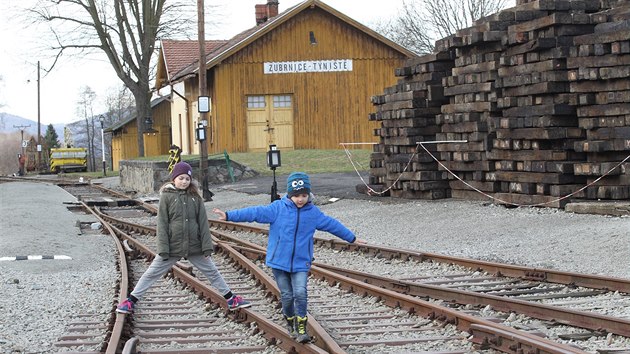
[155,0,415,154]
[108,96,171,170]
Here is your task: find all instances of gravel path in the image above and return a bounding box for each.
[0,182,117,354]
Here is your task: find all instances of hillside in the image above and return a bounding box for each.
[0,112,65,143]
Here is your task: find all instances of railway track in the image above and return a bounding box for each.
[97,205,581,353]
[9,179,629,353]
[209,221,630,353]
[94,191,628,354]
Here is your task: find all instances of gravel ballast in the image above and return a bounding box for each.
[204,186,629,280]
[1,177,627,353]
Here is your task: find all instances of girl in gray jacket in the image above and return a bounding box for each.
[116,162,250,314]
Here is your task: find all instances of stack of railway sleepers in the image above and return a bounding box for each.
[569,3,630,200]
[436,11,516,202]
[489,0,603,207]
[368,51,454,198]
[367,0,628,207]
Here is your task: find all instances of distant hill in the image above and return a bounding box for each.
[0,112,65,144]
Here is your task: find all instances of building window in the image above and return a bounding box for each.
[247,96,265,108]
[273,95,292,108]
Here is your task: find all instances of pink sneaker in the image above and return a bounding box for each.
[227,295,251,310]
[116,299,134,314]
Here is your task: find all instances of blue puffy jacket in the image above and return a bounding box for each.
[226,196,356,272]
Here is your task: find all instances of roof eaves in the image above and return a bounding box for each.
[204,1,310,69]
[157,40,228,89]
[313,0,417,57]
[106,96,170,132]
[169,0,416,83]
[172,0,311,81]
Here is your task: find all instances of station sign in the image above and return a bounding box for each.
[264,59,353,74]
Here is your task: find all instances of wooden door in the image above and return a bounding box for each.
[246,96,269,152]
[112,137,122,170]
[144,132,160,157]
[246,95,294,152]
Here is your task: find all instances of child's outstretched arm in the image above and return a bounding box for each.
[212,208,226,221]
[213,204,278,224]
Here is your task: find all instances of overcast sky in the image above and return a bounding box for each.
[0,0,404,125]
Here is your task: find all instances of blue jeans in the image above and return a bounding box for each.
[272,268,308,317]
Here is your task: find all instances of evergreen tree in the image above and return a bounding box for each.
[44,124,60,148]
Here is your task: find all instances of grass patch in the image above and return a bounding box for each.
[61,149,371,178]
[227,149,371,176]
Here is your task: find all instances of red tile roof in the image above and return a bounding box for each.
[160,39,227,82]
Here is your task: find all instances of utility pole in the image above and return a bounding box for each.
[197,0,211,201]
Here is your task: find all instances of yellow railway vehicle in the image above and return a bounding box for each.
[50,147,88,173]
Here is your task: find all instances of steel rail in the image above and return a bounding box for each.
[212,229,587,354]
[97,211,156,235]
[92,183,139,200]
[79,202,128,354]
[0,175,79,184]
[208,219,629,294]
[211,221,630,338]
[171,246,332,354]
[314,262,630,337]
[214,239,344,354]
[96,211,334,354]
[90,187,627,351]
[312,238,630,293]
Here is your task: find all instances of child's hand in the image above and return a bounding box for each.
[212,208,226,221]
[354,237,367,244]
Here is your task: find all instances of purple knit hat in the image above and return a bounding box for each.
[170,162,192,180]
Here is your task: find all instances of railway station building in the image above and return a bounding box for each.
[154,0,415,155]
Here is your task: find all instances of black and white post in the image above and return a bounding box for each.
[267,144,281,202]
[99,115,106,177]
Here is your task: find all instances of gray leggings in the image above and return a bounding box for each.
[130,254,231,300]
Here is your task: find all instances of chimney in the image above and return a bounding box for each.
[267,0,279,18]
[255,0,279,25]
[255,4,267,25]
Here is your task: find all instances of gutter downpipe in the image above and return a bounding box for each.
[170,84,192,154]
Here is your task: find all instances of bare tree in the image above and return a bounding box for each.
[104,85,135,127]
[76,86,96,171]
[28,0,197,157]
[100,84,134,170]
[375,0,509,54]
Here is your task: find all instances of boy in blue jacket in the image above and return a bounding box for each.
[213,172,365,343]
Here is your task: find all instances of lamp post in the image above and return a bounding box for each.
[98,115,106,177]
[267,144,281,202]
[36,61,42,172]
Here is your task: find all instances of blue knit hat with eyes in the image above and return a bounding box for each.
[287,172,311,197]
